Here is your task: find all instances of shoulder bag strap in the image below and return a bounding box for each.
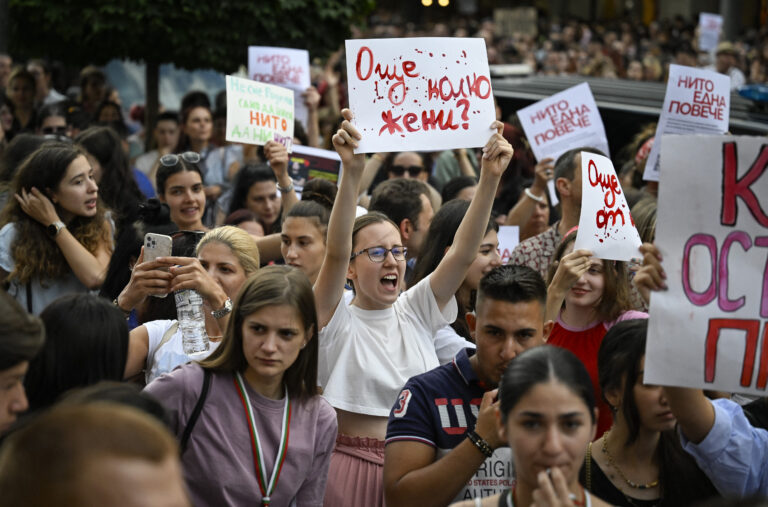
[179,368,212,455]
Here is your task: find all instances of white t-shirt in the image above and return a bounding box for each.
[144,319,220,385]
[434,325,475,365]
[318,275,457,416]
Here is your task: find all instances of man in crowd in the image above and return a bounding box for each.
[383,265,552,505]
[508,147,604,277]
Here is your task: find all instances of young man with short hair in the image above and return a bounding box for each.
[384,265,553,505]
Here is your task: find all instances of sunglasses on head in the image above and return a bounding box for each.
[390,165,424,177]
[159,151,201,167]
[42,126,68,136]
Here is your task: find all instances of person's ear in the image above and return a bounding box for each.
[555,176,570,198]
[603,386,621,413]
[346,259,357,282]
[496,407,507,443]
[466,312,477,340]
[542,319,554,342]
[399,218,412,240]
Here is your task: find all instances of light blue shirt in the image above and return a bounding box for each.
[681,397,768,497]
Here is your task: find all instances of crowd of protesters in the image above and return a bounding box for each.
[0,8,767,507]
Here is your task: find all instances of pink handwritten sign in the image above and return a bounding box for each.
[646,135,768,395]
[345,38,496,153]
[574,152,641,261]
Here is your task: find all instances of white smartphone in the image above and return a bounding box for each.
[143,233,172,298]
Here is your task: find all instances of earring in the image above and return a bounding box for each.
[301,341,307,349]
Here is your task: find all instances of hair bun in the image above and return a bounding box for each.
[137,198,172,225]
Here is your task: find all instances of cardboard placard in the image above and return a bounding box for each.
[345,37,496,153]
[248,46,311,128]
[225,75,295,151]
[643,65,730,181]
[517,83,610,164]
[288,144,342,195]
[645,135,768,395]
[699,13,723,53]
[497,226,520,265]
[573,152,641,261]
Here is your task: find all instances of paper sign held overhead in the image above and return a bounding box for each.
[248,46,311,128]
[225,75,294,152]
[496,226,520,265]
[645,135,768,395]
[698,13,723,53]
[573,152,641,261]
[517,83,610,164]
[288,144,342,195]
[643,64,730,181]
[345,37,496,154]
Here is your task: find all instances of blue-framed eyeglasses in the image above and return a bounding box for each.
[350,246,408,263]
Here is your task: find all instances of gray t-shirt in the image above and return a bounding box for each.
[145,363,338,507]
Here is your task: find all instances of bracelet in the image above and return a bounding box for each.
[524,187,546,204]
[112,298,132,319]
[277,181,294,193]
[466,430,493,458]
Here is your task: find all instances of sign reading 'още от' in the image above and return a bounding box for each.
[345,37,497,154]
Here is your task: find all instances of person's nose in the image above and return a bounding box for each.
[382,249,398,266]
[542,425,564,456]
[501,336,522,362]
[10,384,29,415]
[286,243,299,260]
[260,332,278,353]
[489,249,502,268]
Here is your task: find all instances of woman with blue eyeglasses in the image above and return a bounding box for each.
[314,108,513,506]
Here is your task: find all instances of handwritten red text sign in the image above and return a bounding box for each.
[517,83,609,163]
[345,38,496,154]
[574,152,641,261]
[646,135,768,395]
[643,64,730,181]
[248,46,311,128]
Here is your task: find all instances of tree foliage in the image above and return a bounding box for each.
[9,0,375,70]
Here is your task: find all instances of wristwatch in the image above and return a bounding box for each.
[47,221,66,238]
[277,180,294,194]
[211,297,233,319]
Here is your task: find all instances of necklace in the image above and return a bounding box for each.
[233,372,291,506]
[602,430,659,490]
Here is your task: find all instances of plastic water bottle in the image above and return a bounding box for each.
[174,289,209,355]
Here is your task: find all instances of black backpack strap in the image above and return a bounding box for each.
[179,368,212,455]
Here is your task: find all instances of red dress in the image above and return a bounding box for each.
[548,311,647,438]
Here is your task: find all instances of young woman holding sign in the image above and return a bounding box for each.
[545,230,646,438]
[145,265,337,506]
[315,108,512,505]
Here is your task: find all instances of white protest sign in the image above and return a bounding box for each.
[517,83,610,163]
[643,65,730,181]
[699,13,723,53]
[345,38,496,153]
[248,46,311,128]
[497,226,520,265]
[225,75,294,151]
[645,135,768,395]
[573,152,641,261]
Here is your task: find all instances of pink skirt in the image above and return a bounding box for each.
[323,434,386,507]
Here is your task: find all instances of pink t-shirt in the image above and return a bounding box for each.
[145,363,338,507]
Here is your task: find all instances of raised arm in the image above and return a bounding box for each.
[264,140,299,214]
[313,109,365,328]
[429,122,512,310]
[384,389,501,507]
[544,248,592,322]
[303,86,321,148]
[633,242,667,305]
[15,188,111,289]
[663,387,716,444]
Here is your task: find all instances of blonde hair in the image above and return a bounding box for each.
[196,226,260,276]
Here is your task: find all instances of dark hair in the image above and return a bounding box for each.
[0,133,46,185]
[98,199,176,301]
[225,208,260,227]
[441,175,477,203]
[0,289,45,371]
[598,319,648,443]
[300,178,336,210]
[156,111,180,125]
[598,319,719,506]
[180,90,211,113]
[369,178,430,231]
[553,147,606,200]
[228,163,281,232]
[499,345,595,424]
[155,153,204,197]
[25,294,129,411]
[283,201,330,242]
[200,265,318,399]
[61,381,171,429]
[547,231,630,323]
[75,126,144,221]
[94,100,125,125]
[36,103,69,131]
[477,265,547,312]
[631,197,657,244]
[293,120,309,146]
